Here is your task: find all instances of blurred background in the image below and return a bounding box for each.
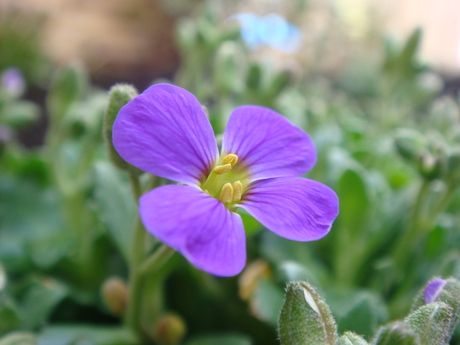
[2,0,460,344]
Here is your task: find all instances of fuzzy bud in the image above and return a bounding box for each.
[371,322,420,345]
[394,129,426,162]
[417,151,445,180]
[411,277,460,339]
[104,84,142,175]
[338,331,368,345]
[278,281,338,345]
[405,301,453,345]
[101,277,129,317]
[153,313,187,345]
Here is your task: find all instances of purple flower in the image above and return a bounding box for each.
[1,68,25,97]
[424,278,447,304]
[113,84,338,276]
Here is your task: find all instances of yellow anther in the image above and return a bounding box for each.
[222,153,239,166]
[232,181,243,202]
[213,163,232,175]
[219,183,233,204]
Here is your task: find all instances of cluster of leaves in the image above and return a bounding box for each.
[0,2,460,345]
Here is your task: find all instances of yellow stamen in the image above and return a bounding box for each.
[213,163,232,175]
[232,181,243,202]
[222,153,239,166]
[219,183,233,204]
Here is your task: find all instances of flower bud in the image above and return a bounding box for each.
[278,281,338,345]
[405,302,453,345]
[338,331,368,345]
[104,84,142,175]
[0,332,36,345]
[394,129,426,162]
[153,313,187,345]
[372,322,420,345]
[101,277,129,317]
[411,277,460,338]
[417,151,445,180]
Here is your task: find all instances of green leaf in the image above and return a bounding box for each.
[0,175,64,272]
[248,278,284,327]
[0,293,20,335]
[336,293,381,338]
[19,279,67,329]
[37,326,137,345]
[0,332,36,345]
[1,101,40,127]
[185,334,251,345]
[94,161,136,261]
[337,168,369,234]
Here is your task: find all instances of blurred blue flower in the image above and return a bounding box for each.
[230,13,301,53]
[1,68,25,98]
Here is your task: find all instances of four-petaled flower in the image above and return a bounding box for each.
[113,84,339,276]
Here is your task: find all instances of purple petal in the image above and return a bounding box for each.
[222,105,316,180]
[424,278,447,304]
[238,177,338,241]
[140,185,246,277]
[113,84,218,185]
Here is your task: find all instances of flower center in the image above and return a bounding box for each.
[200,153,250,207]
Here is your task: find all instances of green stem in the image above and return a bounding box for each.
[125,174,176,341]
[391,180,431,267]
[140,245,175,276]
[125,174,146,336]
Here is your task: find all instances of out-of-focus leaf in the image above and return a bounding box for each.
[249,278,284,327]
[0,293,20,335]
[0,175,64,272]
[94,161,136,261]
[0,332,36,345]
[329,290,387,339]
[185,334,251,345]
[1,101,39,127]
[19,279,67,329]
[37,326,137,345]
[337,168,369,233]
